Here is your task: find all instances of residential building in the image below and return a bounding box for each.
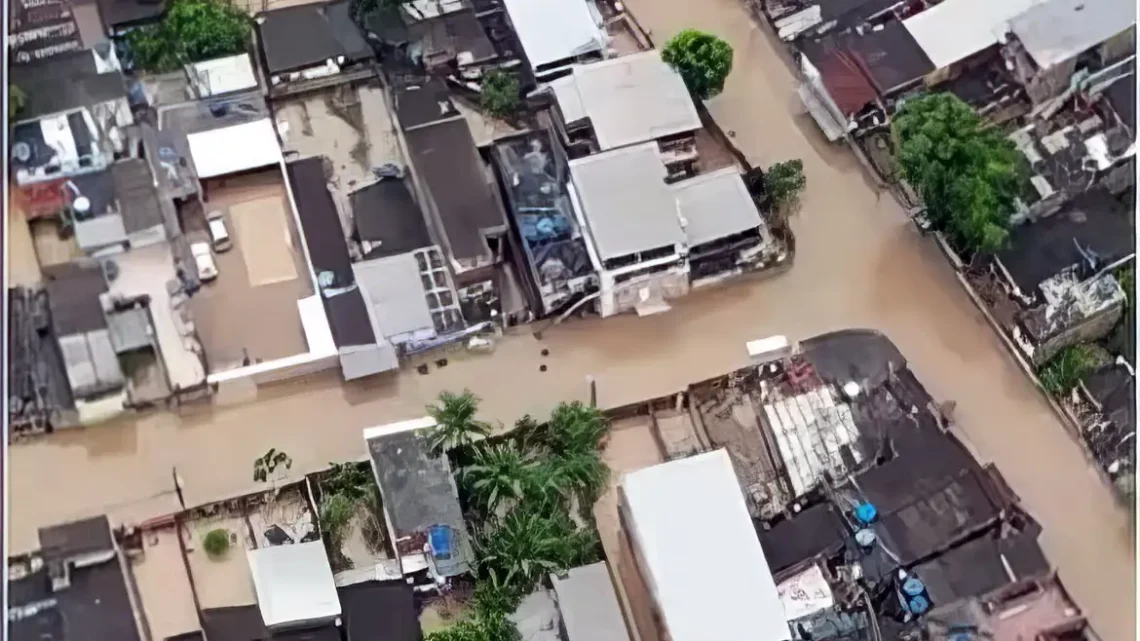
[8,286,78,435]
[920,575,1091,641]
[10,45,131,187]
[991,189,1133,365]
[365,0,499,73]
[255,0,373,94]
[1001,0,1136,106]
[9,0,105,65]
[248,542,342,631]
[500,0,608,79]
[543,50,702,175]
[363,417,474,580]
[1077,360,1135,493]
[619,449,791,641]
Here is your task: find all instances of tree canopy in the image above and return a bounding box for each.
[763,159,807,217]
[125,0,251,73]
[892,93,1026,254]
[480,69,520,118]
[661,29,733,100]
[427,390,492,453]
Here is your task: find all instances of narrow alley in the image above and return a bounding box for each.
[8,1,1134,639]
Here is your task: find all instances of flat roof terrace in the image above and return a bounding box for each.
[186,169,314,372]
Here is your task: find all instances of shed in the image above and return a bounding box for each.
[247,541,341,630]
[187,119,282,179]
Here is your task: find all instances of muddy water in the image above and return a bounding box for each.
[9,3,1135,639]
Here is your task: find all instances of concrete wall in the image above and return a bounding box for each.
[600,265,690,318]
[1026,299,1124,366]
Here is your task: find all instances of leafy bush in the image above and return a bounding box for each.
[1038,344,1099,397]
[480,70,520,118]
[661,29,734,100]
[125,0,251,73]
[203,528,231,558]
[475,503,599,594]
[425,611,521,641]
[763,159,807,217]
[320,493,356,549]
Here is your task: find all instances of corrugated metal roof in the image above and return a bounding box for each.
[903,0,1046,70]
[501,0,604,68]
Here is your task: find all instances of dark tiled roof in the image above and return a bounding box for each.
[112,159,164,233]
[9,46,126,118]
[757,503,849,575]
[394,77,457,130]
[338,581,421,641]
[408,8,497,63]
[350,178,432,256]
[913,536,1016,605]
[324,288,377,348]
[1084,363,1135,432]
[997,189,1134,295]
[43,263,109,336]
[1104,72,1136,131]
[404,116,506,263]
[257,0,371,74]
[201,606,269,641]
[286,157,355,287]
[165,633,206,641]
[39,515,114,560]
[97,0,165,28]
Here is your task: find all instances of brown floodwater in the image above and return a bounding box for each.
[8,2,1135,639]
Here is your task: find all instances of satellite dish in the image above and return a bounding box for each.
[73,196,92,215]
[12,141,31,163]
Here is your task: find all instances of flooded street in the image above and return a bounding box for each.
[8,0,1134,639]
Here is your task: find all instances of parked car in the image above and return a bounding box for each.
[206,211,233,252]
[192,242,218,282]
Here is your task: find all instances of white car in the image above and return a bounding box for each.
[192,242,218,282]
[206,211,233,252]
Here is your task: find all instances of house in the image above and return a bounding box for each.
[491,129,597,317]
[42,262,126,404]
[991,189,1133,365]
[8,286,79,435]
[9,515,144,641]
[363,417,474,580]
[247,542,342,631]
[9,45,131,187]
[500,0,607,79]
[549,562,632,641]
[9,0,105,65]
[255,0,373,92]
[902,0,1045,76]
[365,0,498,72]
[1001,0,1136,106]
[920,575,1091,641]
[619,450,791,641]
[543,50,702,175]
[1077,361,1135,493]
[796,21,934,140]
[568,143,689,317]
[395,78,510,283]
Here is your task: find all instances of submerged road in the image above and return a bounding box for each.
[9,1,1134,638]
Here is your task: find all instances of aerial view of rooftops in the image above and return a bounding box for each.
[4,0,1136,639]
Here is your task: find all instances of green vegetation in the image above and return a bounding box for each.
[318,461,387,570]
[203,528,231,558]
[125,0,251,73]
[1038,344,1100,397]
[893,93,1026,254]
[424,395,609,641]
[763,159,807,218]
[10,84,26,120]
[428,390,493,454]
[480,70,520,119]
[661,29,734,100]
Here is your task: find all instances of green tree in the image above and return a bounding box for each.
[661,30,734,100]
[462,444,536,513]
[427,390,492,453]
[10,84,26,120]
[203,528,231,557]
[1038,344,1099,397]
[125,0,251,73]
[893,93,1025,254]
[763,159,807,218]
[480,69,520,119]
[544,451,608,507]
[475,504,598,593]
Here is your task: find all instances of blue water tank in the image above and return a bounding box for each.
[855,502,878,524]
[908,595,930,615]
[902,576,926,597]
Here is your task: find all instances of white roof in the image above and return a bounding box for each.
[672,167,762,247]
[187,118,282,179]
[551,51,701,150]
[248,541,341,629]
[353,253,435,341]
[1008,0,1135,70]
[621,450,791,641]
[550,563,631,641]
[501,0,604,69]
[187,54,258,97]
[778,563,834,622]
[902,0,1046,70]
[569,143,684,261]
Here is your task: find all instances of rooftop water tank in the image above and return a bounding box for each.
[854,528,876,550]
[855,502,877,525]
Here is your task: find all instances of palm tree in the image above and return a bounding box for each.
[427,390,492,454]
[548,451,609,506]
[546,401,608,456]
[462,444,536,513]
